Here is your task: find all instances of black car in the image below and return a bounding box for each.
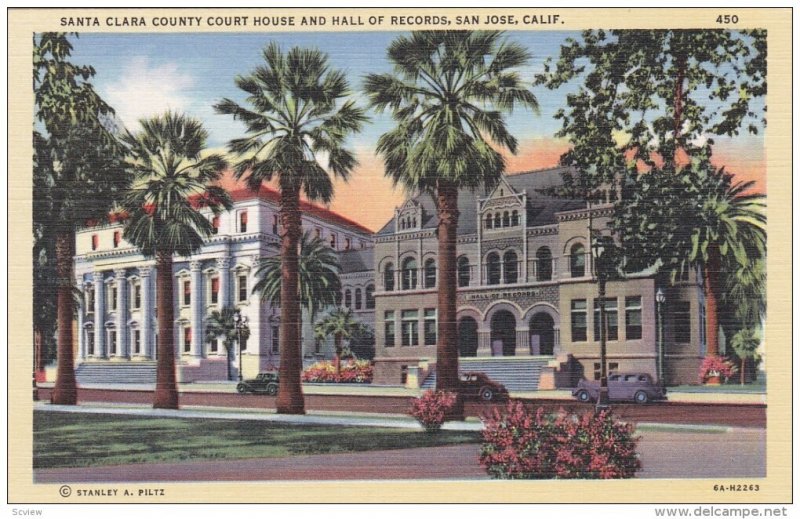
[237,372,279,395]
[459,372,509,402]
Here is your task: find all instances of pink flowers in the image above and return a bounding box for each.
[301,360,373,383]
[699,355,738,382]
[409,390,458,432]
[479,401,641,479]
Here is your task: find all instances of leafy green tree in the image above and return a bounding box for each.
[205,306,251,381]
[33,33,128,405]
[121,112,231,409]
[364,31,538,410]
[215,44,366,415]
[730,328,761,385]
[314,307,366,374]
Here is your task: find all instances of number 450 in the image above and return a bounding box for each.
[716,14,739,24]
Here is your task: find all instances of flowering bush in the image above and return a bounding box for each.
[301,360,373,383]
[409,390,458,432]
[699,355,737,382]
[479,401,641,479]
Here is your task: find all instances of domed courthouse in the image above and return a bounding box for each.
[72,167,706,388]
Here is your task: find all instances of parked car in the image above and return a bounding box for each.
[459,372,509,402]
[237,372,279,395]
[572,372,667,404]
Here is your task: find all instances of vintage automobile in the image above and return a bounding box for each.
[236,372,279,395]
[572,372,667,404]
[459,372,509,402]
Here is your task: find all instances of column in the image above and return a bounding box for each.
[115,269,128,358]
[190,260,203,357]
[553,326,561,355]
[77,296,85,361]
[477,329,492,357]
[216,256,231,308]
[516,328,530,356]
[140,266,154,360]
[93,271,105,358]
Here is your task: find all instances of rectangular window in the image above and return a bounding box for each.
[211,277,219,305]
[594,297,619,341]
[384,311,396,347]
[91,234,98,251]
[673,301,692,344]
[238,275,248,302]
[210,338,219,354]
[184,327,192,353]
[330,233,337,249]
[271,325,280,354]
[571,299,587,342]
[401,309,419,346]
[109,330,117,355]
[593,361,619,381]
[625,296,642,340]
[133,329,141,354]
[183,280,191,306]
[86,288,94,312]
[424,308,437,346]
[113,231,121,248]
[239,211,248,233]
[400,365,408,385]
[345,237,351,250]
[87,332,94,356]
[132,284,141,310]
[315,227,322,239]
[110,286,117,312]
[211,215,220,235]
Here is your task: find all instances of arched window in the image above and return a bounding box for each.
[399,219,405,230]
[536,247,553,281]
[424,258,436,288]
[494,213,501,228]
[344,289,352,308]
[570,243,586,278]
[503,211,510,227]
[354,288,362,310]
[365,284,375,310]
[402,257,417,290]
[511,210,519,226]
[486,214,493,229]
[503,250,518,284]
[384,263,395,291]
[457,256,471,287]
[486,252,501,285]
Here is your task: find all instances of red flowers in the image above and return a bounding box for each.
[479,401,641,479]
[301,360,373,384]
[699,355,738,382]
[409,390,458,432]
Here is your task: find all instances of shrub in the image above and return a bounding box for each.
[699,355,737,382]
[301,360,373,383]
[479,401,641,479]
[409,390,458,432]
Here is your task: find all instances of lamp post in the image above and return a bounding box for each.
[234,310,248,382]
[592,233,613,411]
[656,288,666,387]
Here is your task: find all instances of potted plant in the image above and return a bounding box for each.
[699,355,737,385]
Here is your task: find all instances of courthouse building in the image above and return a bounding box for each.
[73,185,373,383]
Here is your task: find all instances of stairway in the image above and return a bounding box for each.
[75,362,157,385]
[421,357,553,392]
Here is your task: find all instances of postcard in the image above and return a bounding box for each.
[7,6,792,510]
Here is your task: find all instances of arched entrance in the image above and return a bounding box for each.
[490,310,516,356]
[458,317,479,357]
[529,313,555,356]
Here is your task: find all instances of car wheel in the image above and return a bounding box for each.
[266,384,278,396]
[576,390,591,403]
[634,391,649,404]
[479,387,495,402]
[236,383,247,394]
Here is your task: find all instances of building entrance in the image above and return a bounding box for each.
[458,317,479,357]
[490,310,516,356]
[529,312,555,356]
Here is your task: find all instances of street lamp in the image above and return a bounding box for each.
[234,310,248,382]
[591,233,613,411]
[656,288,666,387]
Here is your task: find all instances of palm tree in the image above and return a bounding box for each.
[215,44,367,414]
[205,307,251,381]
[364,31,538,408]
[121,111,231,409]
[314,307,366,375]
[730,328,760,386]
[687,171,766,357]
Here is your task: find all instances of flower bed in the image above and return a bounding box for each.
[699,355,737,383]
[479,401,641,479]
[301,360,373,384]
[409,390,458,432]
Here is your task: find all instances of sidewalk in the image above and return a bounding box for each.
[36,380,767,405]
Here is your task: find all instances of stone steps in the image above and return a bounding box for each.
[75,362,157,384]
[421,357,553,392]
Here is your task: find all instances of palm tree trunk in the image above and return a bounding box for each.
[51,231,77,405]
[334,332,342,375]
[703,245,721,357]
[153,250,179,409]
[227,343,234,381]
[435,181,463,418]
[276,185,305,414]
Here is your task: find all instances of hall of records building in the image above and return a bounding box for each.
[71,167,706,388]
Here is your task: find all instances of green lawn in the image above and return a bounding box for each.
[33,411,480,469]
